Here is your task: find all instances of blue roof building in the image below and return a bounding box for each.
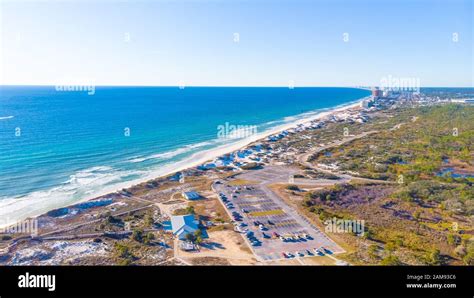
[170,214,200,240]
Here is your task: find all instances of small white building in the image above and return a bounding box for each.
[360,99,372,109]
[179,241,196,251]
[182,191,200,200]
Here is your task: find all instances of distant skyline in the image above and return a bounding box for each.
[0,0,473,87]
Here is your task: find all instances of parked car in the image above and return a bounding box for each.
[323,247,332,254]
[251,241,260,246]
[314,248,324,256]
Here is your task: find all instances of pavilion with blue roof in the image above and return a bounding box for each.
[170,214,200,240]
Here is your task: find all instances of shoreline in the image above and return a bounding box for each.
[0,96,369,228]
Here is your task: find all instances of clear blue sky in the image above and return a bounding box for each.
[0,0,472,87]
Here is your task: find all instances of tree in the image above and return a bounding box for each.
[394,238,403,247]
[185,206,195,215]
[462,251,474,265]
[118,259,133,266]
[195,235,203,244]
[428,249,441,265]
[462,242,474,265]
[143,232,155,245]
[185,233,195,242]
[147,232,155,240]
[380,255,401,265]
[303,198,313,207]
[107,215,120,225]
[286,185,300,191]
[144,213,154,227]
[413,210,421,221]
[132,229,143,242]
[447,233,460,246]
[362,229,374,240]
[113,243,134,263]
[193,230,203,244]
[193,229,202,238]
[173,206,195,216]
[385,242,396,253]
[368,245,378,259]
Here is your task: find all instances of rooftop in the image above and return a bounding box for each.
[170,214,199,240]
[182,191,200,200]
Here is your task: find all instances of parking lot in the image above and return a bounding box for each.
[213,170,343,261]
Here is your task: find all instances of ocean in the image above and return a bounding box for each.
[0,86,370,224]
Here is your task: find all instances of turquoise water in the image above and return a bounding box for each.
[0,86,369,221]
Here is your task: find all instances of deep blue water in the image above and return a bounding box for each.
[0,86,369,221]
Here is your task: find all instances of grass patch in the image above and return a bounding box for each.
[228,179,259,186]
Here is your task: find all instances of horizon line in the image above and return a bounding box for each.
[1,84,473,88]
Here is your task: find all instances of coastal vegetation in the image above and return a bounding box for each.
[300,104,474,265]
